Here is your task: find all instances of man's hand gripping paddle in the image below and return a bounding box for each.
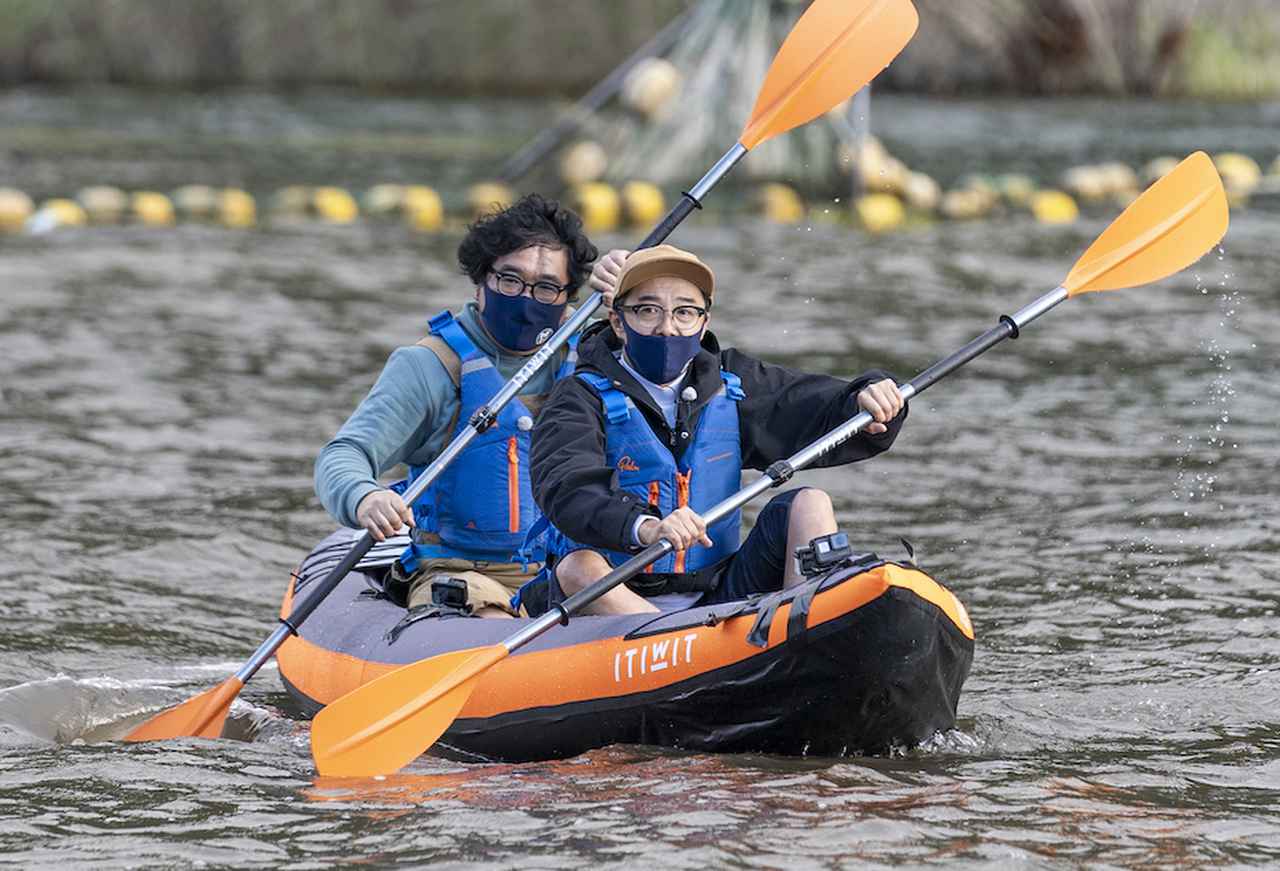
[125,0,920,745]
[311,150,1226,778]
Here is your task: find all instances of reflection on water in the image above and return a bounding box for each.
[1,92,1278,867]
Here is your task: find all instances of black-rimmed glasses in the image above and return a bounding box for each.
[615,302,708,332]
[488,270,570,305]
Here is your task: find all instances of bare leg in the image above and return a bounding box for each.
[782,488,838,588]
[555,550,660,615]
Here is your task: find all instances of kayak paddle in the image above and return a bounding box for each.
[310,150,1227,777]
[126,0,920,744]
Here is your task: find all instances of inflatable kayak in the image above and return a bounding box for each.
[278,529,974,762]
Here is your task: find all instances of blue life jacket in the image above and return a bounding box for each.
[545,368,746,577]
[395,310,576,571]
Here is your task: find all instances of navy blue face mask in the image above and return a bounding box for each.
[480,284,566,352]
[621,318,703,385]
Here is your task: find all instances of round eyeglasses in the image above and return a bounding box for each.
[488,270,570,305]
[614,302,708,333]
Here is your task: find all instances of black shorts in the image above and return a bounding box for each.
[547,487,814,609]
[697,487,810,606]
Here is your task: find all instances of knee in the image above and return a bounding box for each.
[555,550,611,596]
[791,487,834,517]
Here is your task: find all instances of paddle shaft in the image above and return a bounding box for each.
[501,283,1071,651]
[229,143,752,686]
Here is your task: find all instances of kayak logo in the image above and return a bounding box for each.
[617,455,640,472]
[614,633,698,682]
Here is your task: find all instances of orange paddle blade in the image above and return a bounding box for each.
[124,676,242,741]
[739,0,918,150]
[311,645,507,777]
[1065,151,1229,296]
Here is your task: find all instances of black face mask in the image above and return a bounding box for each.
[480,284,566,351]
[621,317,702,385]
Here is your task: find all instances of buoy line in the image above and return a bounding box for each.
[2,150,1272,236]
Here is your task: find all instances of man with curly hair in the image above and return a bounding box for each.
[315,194,602,617]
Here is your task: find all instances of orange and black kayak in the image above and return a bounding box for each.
[279,529,975,762]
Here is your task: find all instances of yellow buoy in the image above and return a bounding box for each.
[404,185,444,232]
[76,185,128,223]
[219,188,257,228]
[861,154,909,197]
[903,171,940,213]
[172,185,218,220]
[28,198,88,233]
[1142,156,1180,185]
[942,190,988,221]
[1096,162,1138,197]
[0,188,34,232]
[271,186,311,216]
[755,183,805,224]
[957,175,1001,213]
[842,135,888,177]
[620,57,681,118]
[1030,190,1079,225]
[570,182,621,233]
[467,182,516,219]
[997,174,1036,208]
[1214,152,1262,196]
[313,187,359,223]
[132,191,175,227]
[363,184,405,217]
[1061,166,1108,202]
[559,140,609,187]
[620,181,665,227]
[854,193,905,233]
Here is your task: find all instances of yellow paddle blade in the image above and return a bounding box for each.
[123,676,241,741]
[1065,151,1229,296]
[740,0,918,150]
[311,645,507,777]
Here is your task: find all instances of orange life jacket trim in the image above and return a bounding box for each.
[506,437,520,534]
[673,470,692,573]
[643,481,661,573]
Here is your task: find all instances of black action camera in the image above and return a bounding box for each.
[430,576,470,610]
[794,532,854,578]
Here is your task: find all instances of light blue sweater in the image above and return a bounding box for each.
[314,303,567,528]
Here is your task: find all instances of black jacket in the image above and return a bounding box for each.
[530,322,907,554]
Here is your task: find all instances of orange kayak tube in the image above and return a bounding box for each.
[278,530,974,762]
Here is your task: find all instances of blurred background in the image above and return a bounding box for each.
[2,3,1277,867]
[1,0,1278,234]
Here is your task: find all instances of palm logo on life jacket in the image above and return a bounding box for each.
[617,456,640,472]
[393,309,576,573]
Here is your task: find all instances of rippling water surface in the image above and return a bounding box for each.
[1,91,1278,867]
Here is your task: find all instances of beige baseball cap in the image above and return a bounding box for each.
[614,244,715,306]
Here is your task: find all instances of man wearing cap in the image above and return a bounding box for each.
[528,244,906,615]
[315,193,603,618]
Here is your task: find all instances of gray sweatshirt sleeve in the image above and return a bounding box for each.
[314,346,459,528]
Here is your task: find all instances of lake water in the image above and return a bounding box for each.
[1,90,1277,867]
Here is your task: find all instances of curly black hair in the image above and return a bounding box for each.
[458,193,598,299]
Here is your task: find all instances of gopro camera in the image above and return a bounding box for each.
[794,532,854,578]
[430,576,470,610]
